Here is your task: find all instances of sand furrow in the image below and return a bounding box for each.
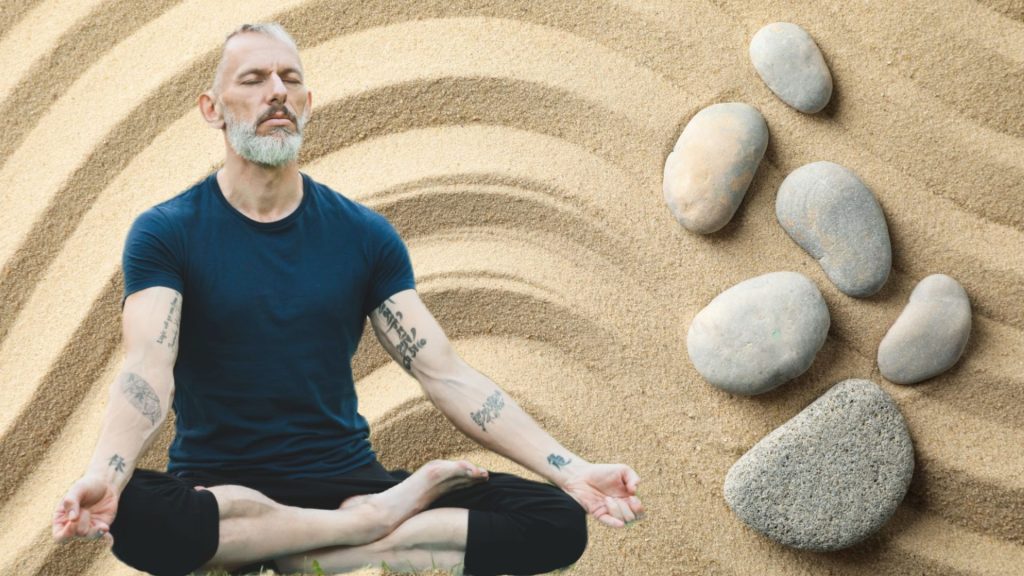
[0,0,180,175]
[0,0,44,44]
[0,0,107,102]
[0,280,122,506]
[976,0,1024,22]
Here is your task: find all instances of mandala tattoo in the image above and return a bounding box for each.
[121,372,161,425]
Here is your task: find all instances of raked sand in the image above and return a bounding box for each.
[0,1,1021,575]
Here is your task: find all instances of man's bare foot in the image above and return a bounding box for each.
[344,460,487,530]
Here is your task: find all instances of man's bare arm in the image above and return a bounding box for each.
[369,289,644,527]
[368,289,585,485]
[54,286,181,543]
[85,286,180,495]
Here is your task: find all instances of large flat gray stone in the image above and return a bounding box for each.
[663,102,769,234]
[724,379,914,551]
[878,274,972,384]
[750,22,833,114]
[776,161,892,297]
[687,271,829,395]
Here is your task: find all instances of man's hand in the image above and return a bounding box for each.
[52,475,118,546]
[560,462,644,528]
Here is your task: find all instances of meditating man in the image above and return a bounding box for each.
[52,22,644,576]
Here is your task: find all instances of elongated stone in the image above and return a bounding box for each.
[878,274,972,384]
[724,379,914,551]
[687,271,829,395]
[750,22,833,113]
[776,161,892,297]
[663,103,769,234]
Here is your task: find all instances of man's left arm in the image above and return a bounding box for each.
[369,288,645,527]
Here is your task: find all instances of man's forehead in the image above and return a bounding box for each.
[221,32,303,76]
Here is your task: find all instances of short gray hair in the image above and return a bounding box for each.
[210,23,301,96]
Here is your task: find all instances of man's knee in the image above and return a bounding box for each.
[108,470,220,576]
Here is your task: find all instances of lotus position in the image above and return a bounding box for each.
[52,23,644,576]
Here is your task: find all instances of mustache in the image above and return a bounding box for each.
[257,106,298,125]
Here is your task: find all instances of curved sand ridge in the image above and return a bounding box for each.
[0,2,1021,575]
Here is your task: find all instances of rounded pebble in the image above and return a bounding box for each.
[687,271,830,395]
[663,103,769,234]
[878,274,971,384]
[749,22,833,114]
[776,161,892,297]
[724,379,915,551]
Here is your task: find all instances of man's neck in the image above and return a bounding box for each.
[217,153,304,223]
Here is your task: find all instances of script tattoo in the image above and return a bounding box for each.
[470,391,505,432]
[121,372,161,425]
[547,453,573,470]
[156,294,180,349]
[108,454,126,474]
[376,298,427,369]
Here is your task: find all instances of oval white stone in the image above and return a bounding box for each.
[776,161,892,297]
[878,274,972,384]
[687,271,829,395]
[663,102,769,234]
[749,22,833,114]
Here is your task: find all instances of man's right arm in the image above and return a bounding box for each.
[85,286,181,494]
[54,286,181,543]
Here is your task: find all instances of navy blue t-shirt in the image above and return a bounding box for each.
[121,172,416,478]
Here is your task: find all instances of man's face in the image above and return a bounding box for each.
[215,33,311,166]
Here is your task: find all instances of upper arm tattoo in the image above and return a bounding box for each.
[155,293,181,351]
[470,390,505,432]
[121,372,162,425]
[375,298,427,370]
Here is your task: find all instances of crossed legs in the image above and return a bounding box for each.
[197,460,486,574]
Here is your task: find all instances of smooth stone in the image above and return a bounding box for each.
[749,22,833,114]
[878,274,971,384]
[776,161,892,297]
[687,271,829,395]
[663,102,769,234]
[724,379,914,551]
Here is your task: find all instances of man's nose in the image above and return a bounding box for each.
[268,72,287,103]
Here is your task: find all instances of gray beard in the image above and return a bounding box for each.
[224,108,307,167]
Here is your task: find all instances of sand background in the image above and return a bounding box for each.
[0,1,1021,574]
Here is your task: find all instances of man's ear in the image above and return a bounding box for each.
[198,91,224,130]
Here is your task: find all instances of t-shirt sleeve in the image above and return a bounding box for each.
[362,211,416,317]
[121,208,185,308]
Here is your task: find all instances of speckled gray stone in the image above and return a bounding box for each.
[663,103,769,234]
[878,274,971,385]
[687,271,829,395]
[776,161,892,297]
[724,379,914,551]
[750,22,833,114]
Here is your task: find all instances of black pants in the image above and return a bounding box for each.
[108,461,587,576]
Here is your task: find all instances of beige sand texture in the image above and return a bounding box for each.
[0,0,1021,574]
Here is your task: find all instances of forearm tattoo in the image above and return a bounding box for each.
[121,372,161,425]
[156,293,180,350]
[108,454,127,474]
[376,298,427,369]
[547,453,573,470]
[470,390,505,432]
